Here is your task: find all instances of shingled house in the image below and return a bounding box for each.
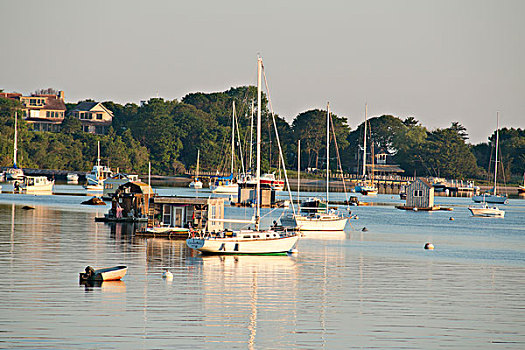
[69,101,114,134]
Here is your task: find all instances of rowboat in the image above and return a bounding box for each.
[79,265,127,281]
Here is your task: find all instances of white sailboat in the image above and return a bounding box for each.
[280,103,348,232]
[85,141,113,191]
[354,104,378,195]
[189,149,203,189]
[470,113,506,217]
[210,102,239,194]
[5,112,24,181]
[472,113,508,205]
[187,57,299,254]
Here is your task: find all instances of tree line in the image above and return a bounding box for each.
[0,86,523,184]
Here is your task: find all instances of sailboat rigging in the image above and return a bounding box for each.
[186,56,299,254]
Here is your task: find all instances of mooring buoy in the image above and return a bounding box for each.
[424,243,434,250]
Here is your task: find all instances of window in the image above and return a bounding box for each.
[46,111,50,118]
[96,113,102,120]
[163,205,171,225]
[413,190,423,197]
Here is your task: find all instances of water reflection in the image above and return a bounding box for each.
[80,279,126,293]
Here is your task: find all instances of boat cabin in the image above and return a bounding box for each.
[148,196,225,233]
[103,173,140,199]
[405,177,434,209]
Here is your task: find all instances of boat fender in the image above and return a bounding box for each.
[424,243,434,250]
[449,217,454,221]
[413,207,418,212]
[362,227,368,232]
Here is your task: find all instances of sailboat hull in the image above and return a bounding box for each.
[472,194,507,204]
[281,213,348,231]
[187,233,299,255]
[210,184,238,194]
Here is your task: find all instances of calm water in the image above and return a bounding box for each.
[0,186,524,349]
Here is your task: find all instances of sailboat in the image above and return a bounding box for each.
[518,172,524,194]
[210,102,239,194]
[280,103,348,232]
[470,113,507,217]
[472,113,508,205]
[5,112,24,181]
[84,141,113,191]
[354,104,378,195]
[186,57,299,254]
[189,149,203,189]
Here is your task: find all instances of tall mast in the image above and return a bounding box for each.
[362,103,368,179]
[13,112,18,168]
[231,101,235,175]
[249,100,254,171]
[256,57,262,230]
[97,141,101,167]
[494,112,499,196]
[326,102,330,207]
[297,140,301,208]
[196,149,200,178]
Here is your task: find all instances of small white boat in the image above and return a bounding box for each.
[79,265,127,281]
[469,203,505,217]
[210,181,238,194]
[281,211,348,231]
[67,173,79,183]
[17,176,54,193]
[5,168,24,181]
[85,141,113,188]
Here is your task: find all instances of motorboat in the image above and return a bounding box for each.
[79,265,127,282]
[469,203,505,218]
[85,141,113,189]
[16,176,54,193]
[187,57,299,255]
[67,173,79,183]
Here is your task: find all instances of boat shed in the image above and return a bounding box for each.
[101,181,154,222]
[148,196,225,233]
[405,177,434,209]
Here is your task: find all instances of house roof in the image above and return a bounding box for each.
[153,196,224,205]
[371,164,405,173]
[41,96,66,111]
[73,101,99,111]
[417,177,433,188]
[117,181,154,195]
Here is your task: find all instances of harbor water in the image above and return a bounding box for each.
[0,185,524,349]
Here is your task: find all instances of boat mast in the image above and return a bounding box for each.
[362,104,368,179]
[494,112,499,196]
[326,102,330,208]
[13,111,18,168]
[297,140,301,208]
[196,149,200,179]
[231,101,235,175]
[256,57,262,230]
[249,100,254,172]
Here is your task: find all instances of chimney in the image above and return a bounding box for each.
[58,90,65,101]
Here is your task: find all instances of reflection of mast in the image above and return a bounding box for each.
[248,271,258,350]
[10,204,15,263]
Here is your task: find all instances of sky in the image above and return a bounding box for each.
[0,0,523,144]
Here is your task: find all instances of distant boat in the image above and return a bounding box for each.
[469,202,505,218]
[67,173,79,183]
[518,172,525,194]
[17,176,54,193]
[189,149,203,189]
[187,57,299,255]
[85,141,113,190]
[472,113,508,205]
[79,265,127,282]
[355,104,378,195]
[5,112,24,181]
[102,173,139,199]
[280,103,348,232]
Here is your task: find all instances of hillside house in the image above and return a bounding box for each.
[70,101,114,134]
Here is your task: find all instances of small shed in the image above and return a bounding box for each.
[106,181,154,221]
[149,196,225,233]
[237,183,275,207]
[405,177,434,209]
